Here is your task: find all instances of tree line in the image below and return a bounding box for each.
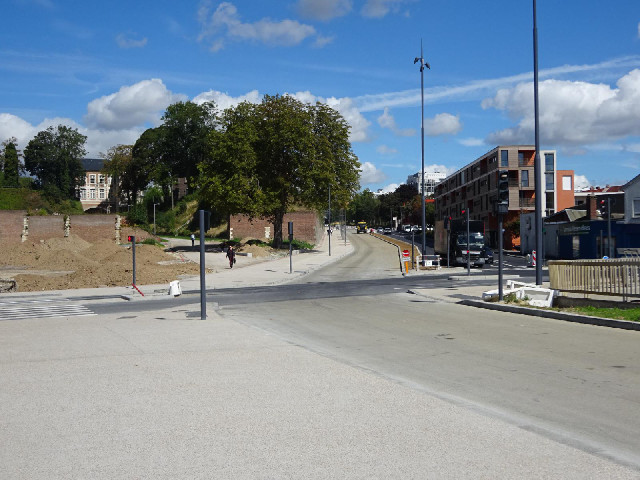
[1,94,361,247]
[347,184,435,229]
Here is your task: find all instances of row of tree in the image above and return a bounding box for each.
[346,184,435,228]
[3,95,361,247]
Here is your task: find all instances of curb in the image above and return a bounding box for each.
[458,299,640,331]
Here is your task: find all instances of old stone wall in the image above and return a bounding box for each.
[229,211,323,245]
[0,211,152,244]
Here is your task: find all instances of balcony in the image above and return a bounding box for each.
[519,197,535,208]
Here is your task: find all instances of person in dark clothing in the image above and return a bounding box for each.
[226,245,236,268]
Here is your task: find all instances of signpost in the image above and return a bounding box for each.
[402,249,410,273]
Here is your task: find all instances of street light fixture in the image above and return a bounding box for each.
[414,40,430,264]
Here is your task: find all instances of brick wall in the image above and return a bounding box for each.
[230,211,323,244]
[0,210,28,245]
[0,211,152,244]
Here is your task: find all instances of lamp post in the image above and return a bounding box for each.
[153,202,159,236]
[533,0,543,285]
[414,40,430,263]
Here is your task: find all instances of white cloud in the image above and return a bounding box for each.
[482,69,640,146]
[424,112,462,136]
[84,79,186,130]
[296,0,352,21]
[193,89,261,110]
[361,0,409,18]
[116,33,148,49]
[458,137,484,147]
[377,183,399,194]
[376,144,397,155]
[574,175,591,190]
[291,91,371,142]
[354,56,640,113]
[0,113,143,158]
[198,1,319,51]
[377,107,415,137]
[359,161,386,184]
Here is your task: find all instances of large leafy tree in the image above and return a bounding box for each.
[347,189,379,225]
[2,137,21,187]
[24,125,86,200]
[101,144,134,212]
[199,101,263,218]
[161,101,218,185]
[200,94,360,247]
[131,127,168,204]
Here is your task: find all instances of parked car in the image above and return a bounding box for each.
[383,227,392,233]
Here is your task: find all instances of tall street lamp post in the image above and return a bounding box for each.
[533,0,543,285]
[414,41,430,263]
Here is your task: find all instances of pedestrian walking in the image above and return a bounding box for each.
[226,245,236,268]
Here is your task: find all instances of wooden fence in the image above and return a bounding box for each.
[548,259,640,299]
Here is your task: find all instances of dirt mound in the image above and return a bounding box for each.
[0,235,204,292]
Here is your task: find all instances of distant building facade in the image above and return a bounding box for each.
[77,158,115,212]
[434,145,572,249]
[406,171,446,196]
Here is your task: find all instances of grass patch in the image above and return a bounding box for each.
[554,305,640,322]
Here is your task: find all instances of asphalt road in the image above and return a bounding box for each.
[215,233,640,471]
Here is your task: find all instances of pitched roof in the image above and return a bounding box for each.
[81,158,105,172]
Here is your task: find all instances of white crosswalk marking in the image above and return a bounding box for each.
[0,299,95,320]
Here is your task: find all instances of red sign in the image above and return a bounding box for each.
[402,249,410,258]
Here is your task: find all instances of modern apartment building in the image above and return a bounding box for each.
[434,145,573,248]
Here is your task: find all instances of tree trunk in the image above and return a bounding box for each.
[272,209,285,249]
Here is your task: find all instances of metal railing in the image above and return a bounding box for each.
[548,258,640,299]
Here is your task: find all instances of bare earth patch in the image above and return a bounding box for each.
[0,235,203,292]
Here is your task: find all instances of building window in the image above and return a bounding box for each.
[99,174,105,184]
[545,173,554,190]
[545,153,554,172]
[90,174,96,184]
[562,176,572,191]
[521,170,529,187]
[501,150,509,167]
[634,198,640,218]
[80,189,86,200]
[90,189,96,199]
[99,189,105,199]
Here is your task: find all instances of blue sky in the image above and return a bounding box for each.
[1,0,639,193]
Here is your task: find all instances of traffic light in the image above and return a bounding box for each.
[127,235,135,243]
[444,215,451,229]
[497,170,509,214]
[599,198,607,217]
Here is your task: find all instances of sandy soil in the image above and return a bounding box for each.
[0,236,205,292]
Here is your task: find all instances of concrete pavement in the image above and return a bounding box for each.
[2,232,639,477]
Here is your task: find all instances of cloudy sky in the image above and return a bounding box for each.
[1,0,639,193]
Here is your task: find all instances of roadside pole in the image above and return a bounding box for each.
[328,184,331,257]
[466,209,470,276]
[411,230,415,270]
[129,235,136,286]
[199,209,206,320]
[288,221,293,274]
[607,197,613,258]
[498,213,504,301]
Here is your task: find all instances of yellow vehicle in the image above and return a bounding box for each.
[356,221,368,234]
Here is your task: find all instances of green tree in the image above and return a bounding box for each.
[199,94,360,247]
[131,127,167,204]
[347,189,379,225]
[199,101,264,219]
[254,95,359,247]
[2,137,21,187]
[24,125,87,200]
[101,144,133,212]
[161,101,218,185]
